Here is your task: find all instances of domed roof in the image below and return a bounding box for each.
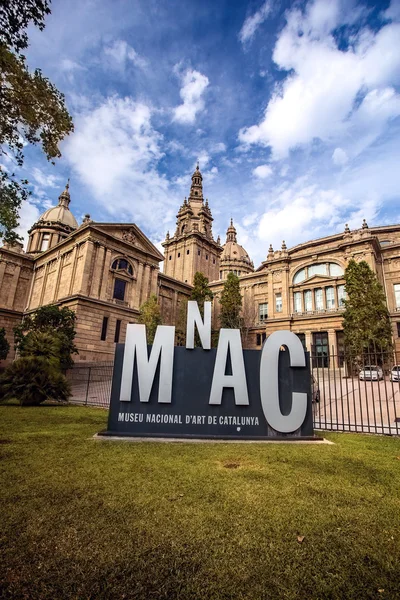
[38,181,78,230]
[221,219,253,267]
[221,240,251,263]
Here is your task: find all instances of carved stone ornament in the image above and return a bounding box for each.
[122,229,136,244]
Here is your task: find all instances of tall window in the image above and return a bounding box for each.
[275,294,282,313]
[259,303,268,322]
[294,292,302,313]
[394,284,400,308]
[40,233,50,251]
[101,316,108,341]
[315,288,323,310]
[338,284,346,307]
[326,286,335,309]
[113,279,126,301]
[114,319,121,343]
[304,290,312,312]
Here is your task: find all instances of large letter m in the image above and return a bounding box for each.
[119,324,175,404]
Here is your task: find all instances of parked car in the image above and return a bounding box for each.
[390,365,400,382]
[359,365,384,381]
[312,376,320,403]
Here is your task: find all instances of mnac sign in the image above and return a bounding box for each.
[99,302,315,440]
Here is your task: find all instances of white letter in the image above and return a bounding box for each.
[209,329,249,405]
[186,301,211,349]
[120,324,175,403]
[260,331,307,433]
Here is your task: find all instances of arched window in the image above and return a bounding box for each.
[112,258,133,276]
[293,262,343,284]
[181,224,186,234]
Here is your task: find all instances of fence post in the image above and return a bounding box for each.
[85,367,91,405]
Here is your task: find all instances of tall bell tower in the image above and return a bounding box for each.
[162,165,222,284]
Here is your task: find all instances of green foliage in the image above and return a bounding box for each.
[342,259,393,355]
[0,355,70,405]
[0,0,51,53]
[175,298,188,346]
[19,330,62,367]
[219,272,242,329]
[138,294,162,345]
[14,305,78,368]
[0,1,73,244]
[0,326,10,360]
[190,272,213,316]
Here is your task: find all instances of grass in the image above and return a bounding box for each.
[1,406,400,600]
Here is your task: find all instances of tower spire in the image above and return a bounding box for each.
[58,179,71,208]
[226,218,237,243]
[188,164,203,203]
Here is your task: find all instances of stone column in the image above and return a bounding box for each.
[90,244,105,299]
[39,262,50,306]
[334,285,339,310]
[99,249,112,300]
[305,331,312,353]
[79,241,95,295]
[328,329,338,368]
[68,244,79,296]
[0,260,6,291]
[7,264,21,309]
[53,254,64,301]
[139,264,150,307]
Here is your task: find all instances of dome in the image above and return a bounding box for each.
[38,181,78,229]
[219,219,254,279]
[39,204,78,229]
[221,240,252,263]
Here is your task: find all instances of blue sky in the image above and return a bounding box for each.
[7,0,400,267]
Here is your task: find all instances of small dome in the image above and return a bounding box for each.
[221,240,251,263]
[219,219,254,279]
[39,205,78,229]
[38,181,78,229]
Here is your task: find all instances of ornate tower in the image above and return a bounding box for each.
[27,181,78,254]
[162,165,222,284]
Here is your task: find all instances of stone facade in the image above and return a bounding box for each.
[210,221,400,361]
[1,168,400,368]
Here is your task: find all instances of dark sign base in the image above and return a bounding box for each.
[96,429,324,442]
[105,345,315,440]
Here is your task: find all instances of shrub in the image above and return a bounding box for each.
[0,327,10,361]
[0,356,71,406]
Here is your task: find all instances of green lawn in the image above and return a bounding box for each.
[1,406,400,600]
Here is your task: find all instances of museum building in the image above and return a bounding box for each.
[1,165,400,366]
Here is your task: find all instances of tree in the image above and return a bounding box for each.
[138,294,162,344]
[190,272,213,315]
[0,355,71,405]
[175,297,188,346]
[0,326,10,361]
[219,272,242,329]
[0,0,73,244]
[342,259,393,356]
[14,305,78,368]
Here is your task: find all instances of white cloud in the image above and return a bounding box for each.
[104,40,147,70]
[16,200,40,246]
[210,142,226,153]
[64,96,177,234]
[253,164,273,179]
[31,168,61,188]
[173,69,209,124]
[197,151,210,167]
[332,148,348,166]
[238,0,400,159]
[239,1,272,45]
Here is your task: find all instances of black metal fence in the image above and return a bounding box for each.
[66,363,113,408]
[66,351,400,436]
[312,348,400,435]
